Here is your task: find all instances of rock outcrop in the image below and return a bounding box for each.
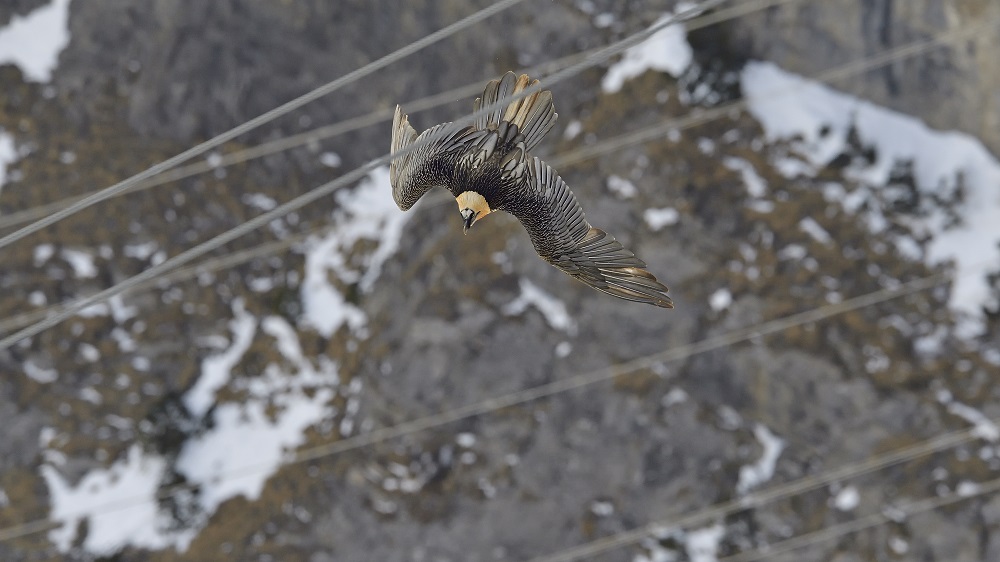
[726,0,1000,155]
[0,1,997,561]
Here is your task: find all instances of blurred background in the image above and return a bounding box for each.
[1,0,999,560]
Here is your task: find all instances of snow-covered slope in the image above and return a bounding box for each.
[17,3,1000,559]
[40,169,406,554]
[0,0,71,82]
[743,61,1000,335]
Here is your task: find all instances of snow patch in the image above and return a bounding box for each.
[948,402,1000,442]
[833,485,860,511]
[602,6,693,93]
[936,390,999,441]
[0,129,14,187]
[24,360,58,383]
[184,299,257,418]
[61,248,97,278]
[723,157,767,198]
[984,349,1000,366]
[173,314,338,538]
[686,523,725,562]
[889,536,910,555]
[736,424,785,495]
[44,312,340,554]
[503,278,576,333]
[593,12,615,28]
[913,325,948,356]
[42,445,190,554]
[79,386,101,403]
[34,243,55,265]
[27,290,46,306]
[108,295,138,323]
[73,295,137,323]
[643,207,679,231]
[0,0,72,82]
[175,392,330,515]
[956,480,981,497]
[743,61,1000,334]
[661,387,688,407]
[708,288,732,312]
[241,193,277,211]
[176,314,339,517]
[319,151,342,168]
[563,120,583,140]
[606,174,637,199]
[301,166,408,337]
[799,217,833,245]
[635,524,725,562]
[777,244,807,261]
[124,241,158,261]
[590,500,614,516]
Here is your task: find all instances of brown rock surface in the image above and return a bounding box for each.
[0,1,997,561]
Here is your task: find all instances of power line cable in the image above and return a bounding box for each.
[523,426,984,562]
[718,476,1000,562]
[0,0,731,350]
[0,0,531,250]
[292,265,987,467]
[1,0,982,344]
[0,74,493,231]
[0,1,995,545]
[549,19,997,169]
[0,195,454,335]
[0,228,320,336]
[0,0,812,337]
[0,262,987,543]
[0,0,807,234]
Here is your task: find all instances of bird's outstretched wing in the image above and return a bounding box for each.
[507,157,673,308]
[389,105,477,211]
[473,71,557,153]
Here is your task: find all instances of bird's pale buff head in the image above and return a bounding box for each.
[456,191,491,234]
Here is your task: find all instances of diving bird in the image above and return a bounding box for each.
[389,72,673,308]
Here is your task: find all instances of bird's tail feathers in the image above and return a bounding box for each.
[572,228,674,308]
[474,72,557,152]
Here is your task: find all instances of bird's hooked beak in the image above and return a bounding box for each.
[456,191,490,235]
[460,208,477,235]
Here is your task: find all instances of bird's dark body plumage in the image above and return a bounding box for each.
[390,72,673,308]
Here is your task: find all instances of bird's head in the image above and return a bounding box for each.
[456,191,492,235]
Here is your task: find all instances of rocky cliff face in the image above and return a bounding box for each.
[726,0,1000,155]
[0,0,48,27]
[0,1,998,561]
[55,0,598,147]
